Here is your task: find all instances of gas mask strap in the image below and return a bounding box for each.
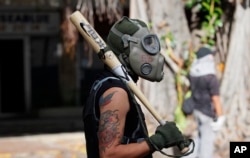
[111,25,123,37]
[122,34,138,48]
[111,26,138,48]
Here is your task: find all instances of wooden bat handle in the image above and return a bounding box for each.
[128,82,190,154]
[127,81,165,125]
[70,11,106,53]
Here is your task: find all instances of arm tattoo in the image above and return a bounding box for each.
[98,110,120,152]
[99,91,117,106]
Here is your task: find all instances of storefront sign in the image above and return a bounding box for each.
[0,12,60,34]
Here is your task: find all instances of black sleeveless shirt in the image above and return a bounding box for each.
[82,70,152,158]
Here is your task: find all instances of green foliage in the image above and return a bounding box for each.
[202,1,210,11]
[185,0,223,47]
[160,32,174,42]
[174,104,187,132]
[148,22,153,30]
[161,31,196,132]
[160,32,177,49]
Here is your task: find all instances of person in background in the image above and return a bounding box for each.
[82,16,189,158]
[185,46,225,158]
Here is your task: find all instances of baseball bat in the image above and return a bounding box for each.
[70,10,189,153]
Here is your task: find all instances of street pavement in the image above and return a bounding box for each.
[0,132,87,158]
[0,132,182,158]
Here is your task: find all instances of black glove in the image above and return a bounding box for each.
[145,121,184,152]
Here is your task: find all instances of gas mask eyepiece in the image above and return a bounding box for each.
[142,34,161,55]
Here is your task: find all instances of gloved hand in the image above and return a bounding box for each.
[145,121,185,152]
[210,115,225,131]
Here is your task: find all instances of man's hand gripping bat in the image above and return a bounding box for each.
[70,11,190,154]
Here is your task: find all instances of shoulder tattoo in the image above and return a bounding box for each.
[98,109,120,152]
[99,91,117,106]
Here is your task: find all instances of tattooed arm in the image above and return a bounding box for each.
[98,87,151,158]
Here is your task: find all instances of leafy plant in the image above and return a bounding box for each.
[185,0,223,46]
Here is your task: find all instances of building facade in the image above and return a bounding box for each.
[0,0,105,120]
[0,1,64,116]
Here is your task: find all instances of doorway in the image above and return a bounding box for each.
[0,39,25,113]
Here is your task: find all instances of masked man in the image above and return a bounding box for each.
[185,47,225,158]
[83,16,187,158]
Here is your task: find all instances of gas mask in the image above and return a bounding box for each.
[108,17,164,82]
